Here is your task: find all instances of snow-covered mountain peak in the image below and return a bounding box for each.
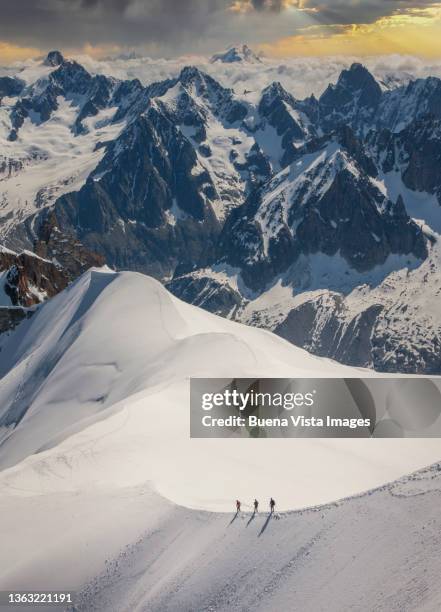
[210,44,262,64]
[260,80,294,107]
[177,65,227,98]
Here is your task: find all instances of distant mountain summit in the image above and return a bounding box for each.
[210,44,262,64]
[44,50,65,67]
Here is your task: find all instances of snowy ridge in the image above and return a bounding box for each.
[0,253,440,611]
[0,266,440,503]
[3,464,441,611]
[0,270,441,607]
[255,141,365,255]
[0,266,360,470]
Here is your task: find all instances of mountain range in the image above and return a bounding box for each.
[1,48,441,372]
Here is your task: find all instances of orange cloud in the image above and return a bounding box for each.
[260,7,441,57]
[0,41,43,64]
[81,43,124,59]
[0,41,127,64]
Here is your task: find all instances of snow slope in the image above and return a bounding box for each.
[0,266,361,468]
[0,268,441,607]
[0,267,440,506]
[2,461,441,611]
[69,464,441,612]
[0,101,124,240]
[1,267,440,496]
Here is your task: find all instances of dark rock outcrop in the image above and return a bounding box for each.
[34,211,105,281]
[274,294,383,368]
[44,50,65,67]
[167,274,243,318]
[0,248,68,307]
[0,307,31,335]
[0,76,24,98]
[319,63,382,133]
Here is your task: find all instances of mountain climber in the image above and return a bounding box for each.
[253,499,259,513]
[270,497,275,513]
[236,499,241,512]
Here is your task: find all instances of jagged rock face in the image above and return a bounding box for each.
[50,107,221,277]
[0,307,30,335]
[174,66,249,125]
[378,77,441,133]
[217,131,427,290]
[365,115,441,211]
[166,274,243,318]
[377,117,441,202]
[34,211,105,281]
[0,248,68,307]
[318,64,441,137]
[0,219,104,337]
[238,142,272,189]
[44,50,64,67]
[0,76,24,98]
[400,120,441,202]
[258,82,317,166]
[371,315,441,374]
[274,293,383,368]
[319,63,382,133]
[272,275,441,375]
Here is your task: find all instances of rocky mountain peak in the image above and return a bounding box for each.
[339,63,375,88]
[175,66,244,124]
[178,65,206,87]
[334,125,378,176]
[337,63,382,106]
[177,66,223,100]
[260,81,293,107]
[50,58,91,91]
[44,50,65,67]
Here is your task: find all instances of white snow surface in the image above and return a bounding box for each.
[0,100,124,240]
[0,266,360,471]
[0,268,440,608]
[0,268,440,510]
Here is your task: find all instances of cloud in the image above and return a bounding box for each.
[236,0,441,23]
[0,0,440,60]
[68,51,441,100]
[293,1,441,25]
[249,0,287,10]
[0,42,43,64]
[0,1,231,53]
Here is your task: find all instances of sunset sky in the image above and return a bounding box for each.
[1,0,441,62]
